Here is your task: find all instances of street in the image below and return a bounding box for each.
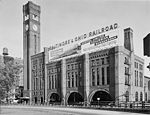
[0,105,148,115]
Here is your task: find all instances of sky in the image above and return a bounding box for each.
[0,0,150,76]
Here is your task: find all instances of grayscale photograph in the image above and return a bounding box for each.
[0,0,150,115]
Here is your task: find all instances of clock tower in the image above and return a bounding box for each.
[23,1,41,95]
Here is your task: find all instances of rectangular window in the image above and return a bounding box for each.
[33,78,36,90]
[55,75,57,89]
[39,78,41,90]
[135,71,136,86]
[107,67,110,84]
[139,72,143,87]
[137,71,138,86]
[71,64,74,70]
[51,75,54,89]
[92,69,95,86]
[49,76,51,89]
[125,75,130,85]
[139,64,143,70]
[75,72,78,87]
[101,58,104,65]
[75,63,77,69]
[36,78,38,90]
[97,68,100,85]
[67,65,70,70]
[72,72,74,87]
[106,57,109,64]
[67,73,70,88]
[96,59,100,66]
[102,67,105,85]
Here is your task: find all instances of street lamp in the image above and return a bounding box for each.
[97,97,100,106]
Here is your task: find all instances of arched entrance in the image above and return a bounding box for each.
[49,93,61,104]
[34,97,37,104]
[90,90,112,105]
[67,92,84,105]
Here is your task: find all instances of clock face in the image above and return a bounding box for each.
[33,24,37,31]
[25,24,29,31]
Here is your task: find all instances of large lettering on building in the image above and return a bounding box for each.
[48,23,119,60]
[81,28,119,53]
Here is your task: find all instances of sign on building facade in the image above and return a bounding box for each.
[48,23,119,60]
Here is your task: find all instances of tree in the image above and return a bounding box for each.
[0,57,23,103]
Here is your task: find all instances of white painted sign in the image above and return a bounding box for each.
[48,23,119,60]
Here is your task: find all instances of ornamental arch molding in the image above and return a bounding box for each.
[88,89,112,103]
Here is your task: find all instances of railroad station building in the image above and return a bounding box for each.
[23,1,150,105]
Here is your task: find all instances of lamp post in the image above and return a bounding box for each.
[97,97,100,106]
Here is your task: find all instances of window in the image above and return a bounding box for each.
[135,71,137,86]
[34,78,36,90]
[125,91,129,102]
[135,92,138,101]
[51,75,54,89]
[102,67,105,85]
[75,72,78,87]
[140,92,143,101]
[148,81,150,91]
[96,59,100,65]
[139,72,143,87]
[125,75,130,85]
[72,72,74,87]
[107,67,110,85]
[145,93,147,101]
[139,64,143,70]
[67,73,70,88]
[39,78,41,90]
[71,64,74,70]
[106,57,109,64]
[36,78,38,90]
[134,62,139,69]
[137,71,138,86]
[75,63,77,69]
[55,75,57,88]
[57,67,60,72]
[134,62,136,68]
[91,60,95,67]
[78,71,81,78]
[125,67,129,75]
[135,71,139,86]
[67,65,70,70]
[97,68,100,85]
[49,76,51,89]
[92,69,95,86]
[101,58,104,65]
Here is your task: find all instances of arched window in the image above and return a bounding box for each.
[126,91,129,102]
[140,92,143,101]
[135,92,138,101]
